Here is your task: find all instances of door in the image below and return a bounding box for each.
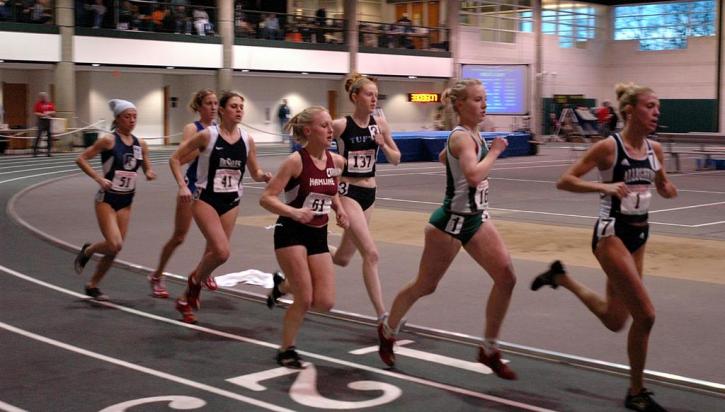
[163,85,170,145]
[2,83,28,128]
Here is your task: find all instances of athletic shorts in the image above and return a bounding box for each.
[591,217,649,254]
[428,207,486,245]
[273,216,329,256]
[194,189,240,216]
[339,183,376,211]
[96,190,134,211]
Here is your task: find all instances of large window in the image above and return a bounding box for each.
[614,0,716,51]
[460,0,533,44]
[519,2,598,48]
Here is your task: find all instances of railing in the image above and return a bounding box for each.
[0,0,55,25]
[75,0,217,36]
[235,9,346,45]
[358,20,449,52]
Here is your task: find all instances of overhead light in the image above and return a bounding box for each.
[241,69,249,72]
[301,72,309,75]
[408,75,417,79]
[166,66,175,69]
[91,63,100,67]
[0,60,5,63]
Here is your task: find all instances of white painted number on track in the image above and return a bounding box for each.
[99,396,206,411]
[228,363,402,409]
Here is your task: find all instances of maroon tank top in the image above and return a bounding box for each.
[284,149,339,227]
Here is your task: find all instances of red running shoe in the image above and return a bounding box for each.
[148,274,169,298]
[186,275,202,310]
[377,323,396,367]
[203,276,218,291]
[175,298,197,324]
[477,347,518,380]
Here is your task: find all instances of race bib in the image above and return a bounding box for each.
[620,186,651,215]
[338,182,349,196]
[596,217,615,238]
[302,192,333,215]
[111,170,137,192]
[474,179,490,210]
[348,149,376,173]
[444,214,464,235]
[213,169,241,193]
[133,145,143,160]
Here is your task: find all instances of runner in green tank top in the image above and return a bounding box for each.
[377,79,519,380]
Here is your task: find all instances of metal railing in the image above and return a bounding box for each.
[74,0,217,36]
[235,9,346,45]
[358,20,449,52]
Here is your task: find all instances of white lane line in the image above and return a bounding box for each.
[648,201,725,214]
[0,322,294,412]
[0,400,28,412]
[350,340,496,375]
[373,197,710,228]
[691,220,725,227]
[0,159,171,185]
[0,264,557,412]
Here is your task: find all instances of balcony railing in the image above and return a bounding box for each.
[235,9,346,45]
[359,20,449,52]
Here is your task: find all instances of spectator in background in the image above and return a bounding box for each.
[0,0,13,21]
[31,0,52,24]
[33,92,56,157]
[597,100,618,137]
[262,13,281,40]
[150,4,167,31]
[192,7,211,36]
[314,7,326,43]
[86,0,106,28]
[171,0,190,34]
[277,99,291,143]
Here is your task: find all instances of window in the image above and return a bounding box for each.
[519,3,598,48]
[460,0,533,44]
[614,0,716,51]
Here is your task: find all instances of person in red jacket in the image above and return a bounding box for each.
[33,92,56,157]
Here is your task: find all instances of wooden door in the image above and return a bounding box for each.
[428,1,440,44]
[163,85,170,145]
[2,83,28,128]
[327,89,337,119]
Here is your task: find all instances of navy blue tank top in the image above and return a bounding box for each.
[184,121,205,189]
[598,133,660,224]
[101,132,142,194]
[338,115,380,178]
[195,126,248,197]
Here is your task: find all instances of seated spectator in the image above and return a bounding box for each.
[117,0,141,30]
[172,2,191,33]
[0,0,12,21]
[31,0,52,24]
[150,5,167,31]
[85,0,106,28]
[235,14,254,37]
[262,13,282,40]
[192,7,212,36]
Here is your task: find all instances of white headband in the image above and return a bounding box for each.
[108,99,136,118]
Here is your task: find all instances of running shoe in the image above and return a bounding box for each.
[175,298,197,324]
[531,260,566,291]
[377,323,396,367]
[74,243,92,275]
[148,274,169,299]
[186,275,202,310]
[625,389,668,412]
[203,276,218,291]
[276,346,305,369]
[266,271,285,309]
[477,346,518,380]
[85,286,109,301]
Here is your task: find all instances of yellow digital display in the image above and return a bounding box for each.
[408,93,440,103]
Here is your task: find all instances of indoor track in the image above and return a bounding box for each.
[1,146,723,411]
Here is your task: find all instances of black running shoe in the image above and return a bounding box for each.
[74,243,92,275]
[85,286,109,301]
[625,389,667,412]
[276,346,305,369]
[266,271,285,309]
[531,260,565,291]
